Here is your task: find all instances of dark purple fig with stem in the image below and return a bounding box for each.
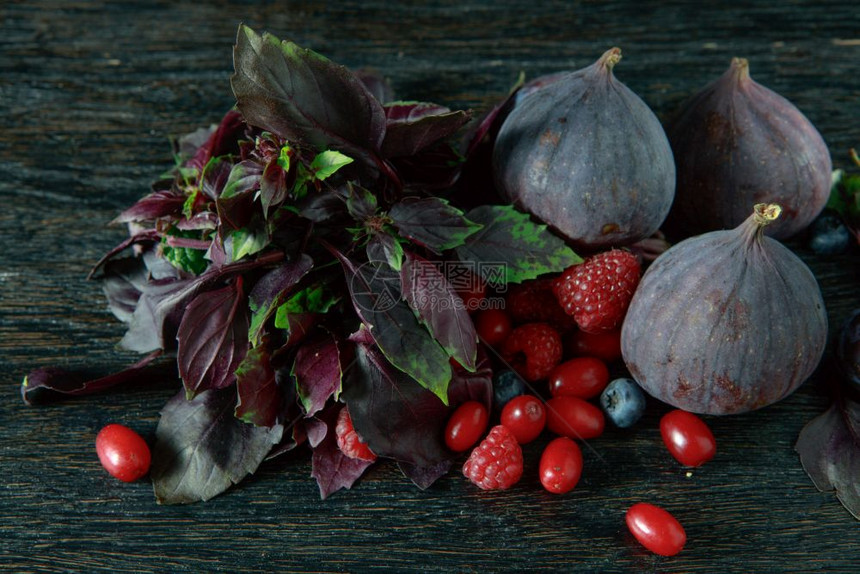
[621,203,827,415]
[492,48,675,250]
[665,58,832,240]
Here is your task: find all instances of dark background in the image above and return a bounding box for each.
[2,1,858,572]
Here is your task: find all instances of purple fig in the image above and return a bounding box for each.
[621,203,827,415]
[665,58,832,240]
[492,48,675,250]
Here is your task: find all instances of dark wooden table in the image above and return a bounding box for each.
[2,1,859,572]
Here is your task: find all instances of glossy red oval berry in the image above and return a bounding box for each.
[475,308,513,348]
[95,424,151,483]
[564,328,622,362]
[445,401,490,452]
[660,409,716,467]
[539,437,583,494]
[545,396,605,440]
[548,357,610,399]
[625,502,686,556]
[500,394,546,444]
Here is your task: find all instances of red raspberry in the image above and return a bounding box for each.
[462,425,523,490]
[335,406,377,462]
[553,249,641,334]
[505,279,577,332]
[502,322,563,382]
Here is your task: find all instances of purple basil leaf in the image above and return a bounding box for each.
[151,387,283,504]
[381,102,470,158]
[292,334,342,417]
[310,404,374,499]
[343,340,450,467]
[121,249,284,354]
[388,196,481,254]
[88,229,160,280]
[235,345,283,427]
[330,249,452,403]
[120,275,202,353]
[177,278,250,396]
[200,156,235,200]
[247,255,314,346]
[188,109,247,171]
[223,159,264,198]
[297,189,348,223]
[345,182,378,222]
[354,67,395,103]
[260,161,289,219]
[216,186,257,235]
[231,25,386,174]
[448,345,493,410]
[796,397,860,520]
[400,252,477,371]
[112,189,186,225]
[455,205,581,287]
[21,350,163,405]
[398,460,451,490]
[101,257,149,324]
[305,416,328,449]
[366,232,404,271]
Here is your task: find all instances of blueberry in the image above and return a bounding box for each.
[600,377,647,428]
[809,210,852,255]
[493,370,527,411]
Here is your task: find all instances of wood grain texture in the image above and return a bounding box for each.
[1,1,859,572]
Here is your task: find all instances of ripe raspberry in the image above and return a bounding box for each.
[554,249,641,334]
[335,406,377,462]
[462,425,523,490]
[505,278,577,332]
[501,322,563,382]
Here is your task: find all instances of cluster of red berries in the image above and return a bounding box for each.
[449,250,642,492]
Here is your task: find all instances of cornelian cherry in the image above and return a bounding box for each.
[539,437,583,494]
[545,396,605,440]
[95,424,151,482]
[548,357,610,399]
[500,395,546,444]
[444,401,489,452]
[475,308,512,347]
[625,502,686,556]
[660,409,716,467]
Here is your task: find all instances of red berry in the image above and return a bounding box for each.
[539,437,583,494]
[500,394,546,444]
[660,409,716,467]
[462,425,523,490]
[445,401,490,452]
[564,328,622,362]
[554,249,641,333]
[335,406,377,462]
[95,424,151,483]
[475,308,513,348]
[548,357,610,399]
[505,279,577,331]
[545,396,605,440]
[625,502,686,556]
[501,322,563,382]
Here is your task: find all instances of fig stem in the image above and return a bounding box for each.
[730,57,751,82]
[599,48,622,71]
[753,203,782,227]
